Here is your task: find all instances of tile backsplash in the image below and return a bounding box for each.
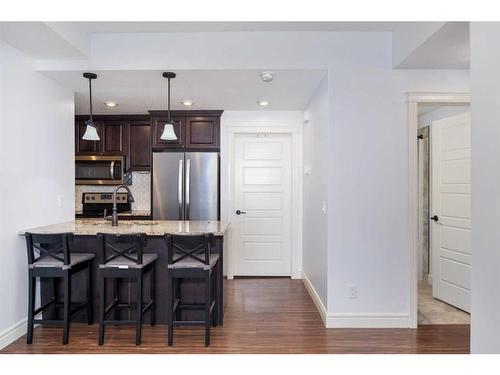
[75,171,151,212]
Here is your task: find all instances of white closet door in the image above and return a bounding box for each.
[431,112,471,312]
[232,133,292,276]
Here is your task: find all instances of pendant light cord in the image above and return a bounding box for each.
[88,77,93,123]
[167,77,171,122]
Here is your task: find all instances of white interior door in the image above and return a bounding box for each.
[232,133,292,276]
[431,112,471,312]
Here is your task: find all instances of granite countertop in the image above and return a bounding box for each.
[19,219,229,236]
[75,210,151,217]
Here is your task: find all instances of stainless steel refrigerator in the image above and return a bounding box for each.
[152,152,219,220]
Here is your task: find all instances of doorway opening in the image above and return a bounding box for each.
[417,103,471,325]
[408,93,471,328]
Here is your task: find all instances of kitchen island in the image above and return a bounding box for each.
[20,219,229,325]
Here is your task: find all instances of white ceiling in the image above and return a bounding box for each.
[42,69,327,114]
[0,21,470,69]
[50,21,401,34]
[397,22,469,69]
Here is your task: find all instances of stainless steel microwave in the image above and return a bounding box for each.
[75,156,125,185]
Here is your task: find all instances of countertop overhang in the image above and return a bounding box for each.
[19,219,229,236]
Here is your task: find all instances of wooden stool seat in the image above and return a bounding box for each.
[99,253,159,269]
[29,253,94,269]
[168,254,219,270]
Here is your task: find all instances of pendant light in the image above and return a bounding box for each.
[82,72,100,141]
[160,72,178,141]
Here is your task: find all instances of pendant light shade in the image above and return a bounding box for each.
[82,121,100,141]
[160,122,177,140]
[82,72,100,141]
[160,72,178,141]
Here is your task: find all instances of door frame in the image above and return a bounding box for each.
[408,92,471,328]
[221,122,303,280]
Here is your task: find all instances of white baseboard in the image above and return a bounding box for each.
[325,313,410,328]
[301,272,410,328]
[0,318,26,350]
[301,271,327,326]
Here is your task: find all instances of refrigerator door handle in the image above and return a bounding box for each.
[178,159,183,219]
[185,158,191,220]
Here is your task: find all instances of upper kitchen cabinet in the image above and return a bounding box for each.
[150,110,223,151]
[151,115,185,150]
[76,116,129,156]
[101,119,128,155]
[128,120,151,171]
[185,116,220,149]
[75,115,151,171]
[75,119,102,155]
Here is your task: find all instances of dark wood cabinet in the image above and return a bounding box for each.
[75,119,101,155]
[76,115,151,171]
[101,120,128,155]
[186,116,220,149]
[150,110,222,151]
[151,115,185,150]
[75,111,222,172]
[128,121,151,171]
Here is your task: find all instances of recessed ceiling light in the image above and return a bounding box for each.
[257,100,270,106]
[260,71,274,83]
[181,100,195,106]
[104,102,118,108]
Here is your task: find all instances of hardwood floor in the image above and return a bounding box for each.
[1,278,470,354]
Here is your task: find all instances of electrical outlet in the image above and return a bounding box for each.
[349,285,358,299]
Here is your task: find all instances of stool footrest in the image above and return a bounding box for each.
[103,320,136,325]
[171,320,206,326]
[33,319,64,325]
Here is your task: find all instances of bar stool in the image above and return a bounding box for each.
[25,232,94,345]
[165,233,219,347]
[97,233,158,346]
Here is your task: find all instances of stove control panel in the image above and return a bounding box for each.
[82,192,129,204]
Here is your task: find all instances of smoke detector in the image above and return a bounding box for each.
[260,71,274,83]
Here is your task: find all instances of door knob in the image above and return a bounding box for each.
[431,215,439,222]
[235,210,247,215]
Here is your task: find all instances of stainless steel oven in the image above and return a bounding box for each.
[75,156,125,185]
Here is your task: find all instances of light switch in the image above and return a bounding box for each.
[57,195,63,208]
[304,165,312,175]
[321,201,327,214]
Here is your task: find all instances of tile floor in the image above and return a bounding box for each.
[418,282,470,325]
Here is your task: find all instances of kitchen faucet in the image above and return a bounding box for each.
[109,185,135,226]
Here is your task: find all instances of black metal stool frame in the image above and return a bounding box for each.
[97,233,156,346]
[165,233,219,347]
[25,232,94,345]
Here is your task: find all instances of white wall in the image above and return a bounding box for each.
[303,77,329,306]
[0,41,74,348]
[418,105,470,129]
[470,22,500,354]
